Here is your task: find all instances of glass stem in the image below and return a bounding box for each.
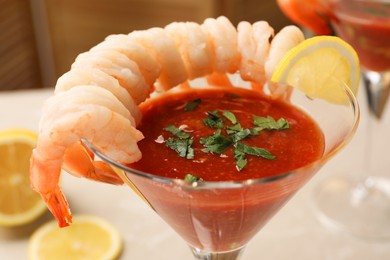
[361,70,390,175]
[363,69,390,120]
[190,247,245,260]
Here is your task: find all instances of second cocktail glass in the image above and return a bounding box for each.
[312,0,390,239]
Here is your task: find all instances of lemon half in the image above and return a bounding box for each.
[271,36,360,103]
[0,128,47,226]
[28,215,123,260]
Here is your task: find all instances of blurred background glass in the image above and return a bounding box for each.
[276,0,390,239]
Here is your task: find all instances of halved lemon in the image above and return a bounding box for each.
[0,128,47,226]
[28,215,123,260]
[271,36,360,103]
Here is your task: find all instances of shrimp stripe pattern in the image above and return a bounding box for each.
[30,16,305,227]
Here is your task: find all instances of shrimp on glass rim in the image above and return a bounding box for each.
[29,16,306,227]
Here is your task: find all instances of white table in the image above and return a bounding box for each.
[0,87,389,260]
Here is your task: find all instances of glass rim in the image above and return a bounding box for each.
[82,82,360,189]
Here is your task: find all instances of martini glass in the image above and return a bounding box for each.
[311,0,390,239]
[83,76,359,260]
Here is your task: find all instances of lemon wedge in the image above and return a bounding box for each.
[0,128,47,226]
[28,215,123,260]
[271,36,360,103]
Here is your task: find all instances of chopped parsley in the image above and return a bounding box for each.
[184,98,201,111]
[164,125,194,159]
[200,129,234,154]
[222,110,238,124]
[164,125,191,139]
[203,110,224,129]
[226,123,244,134]
[234,146,248,171]
[231,128,251,142]
[162,98,290,175]
[184,173,202,183]
[234,142,276,171]
[251,116,289,135]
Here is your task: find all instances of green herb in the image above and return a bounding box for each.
[200,130,233,154]
[225,122,251,142]
[231,129,251,142]
[200,129,221,145]
[235,142,276,159]
[184,173,202,183]
[251,116,289,134]
[226,123,244,134]
[203,110,224,129]
[184,98,201,111]
[222,110,238,124]
[166,138,194,159]
[164,125,191,139]
[164,125,194,159]
[234,142,276,171]
[234,148,247,171]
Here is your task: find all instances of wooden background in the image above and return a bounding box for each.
[1,0,292,91]
[1,0,42,90]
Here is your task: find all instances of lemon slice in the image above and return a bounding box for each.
[28,215,123,260]
[0,128,47,226]
[271,36,360,103]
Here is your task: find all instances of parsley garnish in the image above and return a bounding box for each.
[200,111,285,170]
[184,173,202,183]
[165,138,194,159]
[251,116,289,135]
[232,129,251,142]
[184,98,201,111]
[162,103,290,174]
[234,147,248,171]
[164,125,191,139]
[200,129,233,154]
[226,123,243,134]
[236,142,276,159]
[234,142,276,171]
[222,110,238,124]
[203,110,224,129]
[164,125,194,159]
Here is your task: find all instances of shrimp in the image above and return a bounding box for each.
[201,16,240,74]
[265,25,305,80]
[31,85,143,227]
[265,25,305,99]
[165,22,213,79]
[72,49,150,104]
[91,34,161,86]
[55,68,142,124]
[129,27,188,91]
[30,16,306,227]
[237,20,274,87]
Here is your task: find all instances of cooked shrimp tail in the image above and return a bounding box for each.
[30,153,72,227]
[206,72,234,88]
[62,141,123,185]
[46,186,72,228]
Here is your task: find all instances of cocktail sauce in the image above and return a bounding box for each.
[130,87,324,181]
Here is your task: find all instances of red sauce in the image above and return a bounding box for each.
[130,87,324,181]
[125,87,325,252]
[329,1,390,71]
